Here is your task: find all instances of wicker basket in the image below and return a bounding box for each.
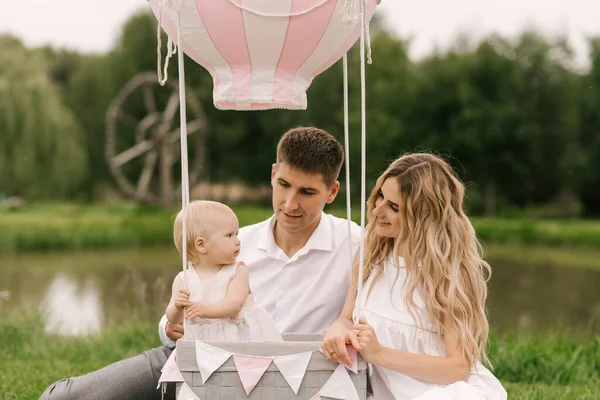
[175,333,368,399]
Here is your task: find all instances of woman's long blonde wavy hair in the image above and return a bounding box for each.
[359,153,492,368]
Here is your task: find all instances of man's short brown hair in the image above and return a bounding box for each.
[276,127,344,188]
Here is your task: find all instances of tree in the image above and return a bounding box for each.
[0,36,87,199]
[578,38,600,215]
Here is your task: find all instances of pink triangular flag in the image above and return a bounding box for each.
[233,354,272,395]
[320,364,360,400]
[318,345,358,373]
[309,394,321,400]
[346,345,358,374]
[157,350,184,388]
[273,351,312,394]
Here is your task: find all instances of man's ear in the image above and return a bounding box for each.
[326,181,340,204]
[271,163,277,182]
[195,237,207,254]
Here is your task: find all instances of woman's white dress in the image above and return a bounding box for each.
[359,255,507,400]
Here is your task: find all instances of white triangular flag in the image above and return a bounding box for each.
[273,351,313,394]
[177,382,201,400]
[194,341,232,384]
[320,364,360,400]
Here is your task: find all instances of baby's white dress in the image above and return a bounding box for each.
[179,262,282,342]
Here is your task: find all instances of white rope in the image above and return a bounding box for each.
[353,0,368,325]
[174,5,191,338]
[342,53,354,298]
[226,0,332,17]
[340,0,358,22]
[363,1,373,64]
[226,0,363,24]
[156,5,177,86]
[340,0,373,64]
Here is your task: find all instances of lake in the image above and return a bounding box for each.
[1,245,599,336]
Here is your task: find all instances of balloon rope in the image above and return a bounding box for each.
[175,7,191,337]
[353,0,368,324]
[342,53,354,302]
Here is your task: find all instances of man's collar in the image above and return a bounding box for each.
[257,215,277,252]
[257,213,333,254]
[303,213,333,251]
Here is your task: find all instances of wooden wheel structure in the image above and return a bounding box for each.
[106,72,207,207]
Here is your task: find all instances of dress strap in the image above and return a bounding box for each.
[220,261,245,281]
[231,261,252,294]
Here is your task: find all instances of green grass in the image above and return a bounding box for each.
[504,383,600,399]
[0,314,161,400]
[1,312,599,399]
[473,217,600,248]
[489,330,600,386]
[1,202,600,254]
[484,242,600,269]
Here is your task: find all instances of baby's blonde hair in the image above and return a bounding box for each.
[173,200,235,259]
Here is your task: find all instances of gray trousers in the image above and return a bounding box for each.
[40,346,175,400]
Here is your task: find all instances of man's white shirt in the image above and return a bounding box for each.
[159,212,361,347]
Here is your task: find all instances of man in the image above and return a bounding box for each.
[41,127,361,400]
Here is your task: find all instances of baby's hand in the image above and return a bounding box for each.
[229,313,242,324]
[174,289,191,310]
[185,302,211,319]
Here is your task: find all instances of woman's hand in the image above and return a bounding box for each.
[322,319,362,367]
[184,301,211,319]
[353,318,383,365]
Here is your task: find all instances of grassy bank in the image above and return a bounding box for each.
[1,314,598,399]
[1,203,600,252]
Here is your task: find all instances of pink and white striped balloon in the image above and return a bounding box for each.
[149,0,378,111]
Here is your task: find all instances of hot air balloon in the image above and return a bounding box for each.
[149,0,378,110]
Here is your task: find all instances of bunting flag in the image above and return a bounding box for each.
[232,354,273,395]
[319,364,360,400]
[177,382,201,400]
[346,346,358,374]
[157,350,185,388]
[272,351,313,394]
[191,341,363,399]
[194,341,232,383]
[318,344,358,373]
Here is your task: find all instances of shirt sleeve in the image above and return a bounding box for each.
[158,314,176,349]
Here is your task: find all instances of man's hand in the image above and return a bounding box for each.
[166,321,184,341]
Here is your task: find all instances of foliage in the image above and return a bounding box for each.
[0,37,87,199]
[1,10,600,216]
[2,204,600,253]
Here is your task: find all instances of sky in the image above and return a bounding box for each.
[0,0,598,68]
